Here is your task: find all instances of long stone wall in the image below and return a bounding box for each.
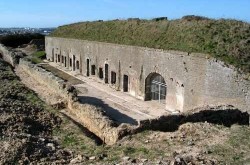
[0,44,135,144]
[18,59,68,99]
[1,47,249,143]
[18,58,134,145]
[0,44,23,67]
[45,37,250,113]
[2,40,248,145]
[67,100,133,145]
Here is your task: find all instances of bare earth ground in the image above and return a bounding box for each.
[0,59,74,164]
[10,59,250,164]
[55,112,250,165]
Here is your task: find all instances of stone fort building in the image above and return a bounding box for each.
[45,37,250,113]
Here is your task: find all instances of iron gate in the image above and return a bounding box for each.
[150,75,167,104]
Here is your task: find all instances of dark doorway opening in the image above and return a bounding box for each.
[99,68,103,79]
[105,64,109,84]
[87,59,90,76]
[111,71,116,84]
[91,65,96,75]
[58,55,60,62]
[61,56,63,63]
[123,75,129,92]
[76,60,80,70]
[64,57,67,67]
[73,55,76,71]
[70,58,72,67]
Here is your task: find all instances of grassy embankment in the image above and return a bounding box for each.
[50,16,250,73]
[30,51,46,64]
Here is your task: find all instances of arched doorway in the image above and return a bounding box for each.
[145,73,167,104]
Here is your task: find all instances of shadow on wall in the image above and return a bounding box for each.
[137,108,249,133]
[77,96,138,125]
[61,112,104,145]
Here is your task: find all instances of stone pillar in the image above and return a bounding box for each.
[67,53,70,69]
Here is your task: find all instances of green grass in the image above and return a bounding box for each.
[52,117,162,162]
[30,51,46,64]
[62,134,79,147]
[209,125,250,164]
[50,15,250,73]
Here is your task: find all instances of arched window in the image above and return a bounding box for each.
[145,73,167,104]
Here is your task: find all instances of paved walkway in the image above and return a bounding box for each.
[43,62,173,125]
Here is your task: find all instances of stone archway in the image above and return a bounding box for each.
[145,73,167,104]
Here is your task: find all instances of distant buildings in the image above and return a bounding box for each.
[0,28,55,36]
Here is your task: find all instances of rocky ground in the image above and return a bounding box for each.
[0,57,250,164]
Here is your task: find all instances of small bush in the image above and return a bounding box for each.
[152,17,168,21]
[30,51,46,64]
[182,15,210,21]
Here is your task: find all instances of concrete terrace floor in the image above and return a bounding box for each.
[41,62,173,125]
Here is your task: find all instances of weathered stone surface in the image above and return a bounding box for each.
[18,58,135,145]
[45,37,250,113]
[0,44,24,66]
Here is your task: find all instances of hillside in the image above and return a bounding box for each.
[0,33,44,48]
[50,16,250,73]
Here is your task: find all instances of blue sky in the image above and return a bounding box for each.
[0,0,250,28]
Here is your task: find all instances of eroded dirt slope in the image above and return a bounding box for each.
[0,59,73,164]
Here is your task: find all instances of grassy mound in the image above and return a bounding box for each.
[50,16,250,73]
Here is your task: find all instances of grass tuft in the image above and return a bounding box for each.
[30,51,46,64]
